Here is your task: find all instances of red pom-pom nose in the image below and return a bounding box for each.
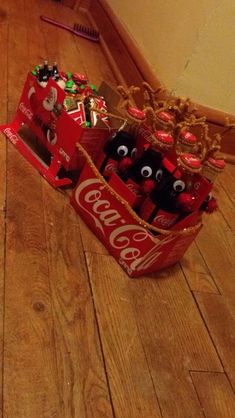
[177,192,195,212]
[118,157,133,173]
[206,197,218,213]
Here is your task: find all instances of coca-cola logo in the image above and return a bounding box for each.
[126,182,139,195]
[74,174,182,274]
[19,102,33,121]
[4,127,19,145]
[131,234,177,272]
[154,214,177,228]
[74,178,126,234]
[104,160,117,175]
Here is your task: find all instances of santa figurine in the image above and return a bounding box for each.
[28,85,61,145]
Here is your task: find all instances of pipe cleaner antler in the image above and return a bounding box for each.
[197,124,222,162]
[117,85,146,123]
[168,96,205,126]
[142,82,166,110]
[144,106,158,130]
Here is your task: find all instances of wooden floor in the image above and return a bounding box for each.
[0,1,235,417]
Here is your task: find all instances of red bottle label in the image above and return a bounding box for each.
[152,209,179,229]
[95,150,106,170]
[126,179,141,196]
[103,158,118,177]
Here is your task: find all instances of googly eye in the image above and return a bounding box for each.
[117,145,128,157]
[156,169,163,182]
[131,147,137,159]
[141,166,153,178]
[173,179,185,192]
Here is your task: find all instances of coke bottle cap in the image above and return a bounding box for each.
[179,130,197,145]
[178,153,202,173]
[204,157,225,171]
[157,111,174,123]
[126,107,146,121]
[153,130,174,149]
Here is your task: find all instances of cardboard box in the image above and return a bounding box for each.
[0,73,117,187]
[0,74,205,276]
[71,152,202,277]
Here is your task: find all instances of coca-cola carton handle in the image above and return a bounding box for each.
[76,142,202,237]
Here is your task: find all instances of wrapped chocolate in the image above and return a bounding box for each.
[63,95,79,112]
[78,84,96,98]
[84,95,109,127]
[65,79,77,94]
[72,73,89,85]
[66,99,86,126]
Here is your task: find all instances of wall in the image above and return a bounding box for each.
[107,0,235,115]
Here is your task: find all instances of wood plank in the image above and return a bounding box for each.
[132,264,222,371]
[86,253,224,417]
[128,265,223,417]
[195,210,235,306]
[42,183,114,417]
[86,253,162,418]
[219,163,235,206]
[191,371,235,418]
[3,3,64,417]
[23,2,114,416]
[180,241,219,294]
[5,155,62,418]
[195,292,235,391]
[0,20,8,418]
[39,0,115,255]
[80,217,109,255]
[215,164,235,232]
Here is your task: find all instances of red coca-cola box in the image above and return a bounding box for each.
[0,73,117,187]
[71,151,203,277]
